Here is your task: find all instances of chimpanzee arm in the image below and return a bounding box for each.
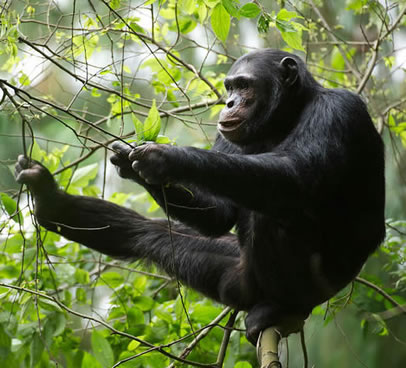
[128,144,307,212]
[110,142,238,236]
[14,156,253,309]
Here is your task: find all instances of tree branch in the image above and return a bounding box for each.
[167,307,233,368]
[355,277,406,314]
[0,283,217,368]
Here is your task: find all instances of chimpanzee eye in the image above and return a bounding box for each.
[237,79,249,89]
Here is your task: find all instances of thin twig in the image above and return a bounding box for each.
[307,0,361,79]
[216,310,238,367]
[167,307,233,368]
[355,277,406,314]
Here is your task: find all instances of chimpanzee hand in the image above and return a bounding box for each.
[110,141,139,181]
[128,143,177,185]
[15,155,58,198]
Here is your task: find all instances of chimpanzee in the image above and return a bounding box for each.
[15,49,385,344]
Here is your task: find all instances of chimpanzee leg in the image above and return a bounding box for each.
[27,191,253,308]
[54,199,251,306]
[129,220,252,306]
[15,156,257,312]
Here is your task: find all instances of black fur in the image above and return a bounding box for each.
[15,49,385,344]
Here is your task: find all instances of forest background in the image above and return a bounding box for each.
[0,0,406,367]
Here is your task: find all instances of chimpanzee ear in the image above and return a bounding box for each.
[279,57,298,86]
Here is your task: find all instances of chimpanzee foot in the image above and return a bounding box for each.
[245,303,308,345]
[15,155,57,196]
[245,303,283,345]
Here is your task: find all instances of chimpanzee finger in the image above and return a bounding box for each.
[131,160,139,172]
[15,155,37,183]
[110,154,126,166]
[17,155,30,169]
[128,145,150,161]
[136,168,154,185]
[14,163,24,179]
[15,167,39,185]
[110,142,134,167]
[112,141,133,156]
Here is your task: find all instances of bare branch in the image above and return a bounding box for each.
[355,277,406,314]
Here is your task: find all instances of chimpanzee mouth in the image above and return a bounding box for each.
[218,119,244,132]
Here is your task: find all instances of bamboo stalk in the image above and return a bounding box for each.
[257,316,306,368]
[257,327,282,368]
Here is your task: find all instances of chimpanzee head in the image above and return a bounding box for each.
[218,49,314,144]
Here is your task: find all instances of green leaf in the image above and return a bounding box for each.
[257,13,272,33]
[155,307,174,324]
[180,0,196,15]
[400,131,406,147]
[76,288,87,303]
[275,19,295,33]
[331,47,345,70]
[71,163,98,188]
[49,313,66,337]
[133,275,147,292]
[192,304,221,324]
[280,30,305,52]
[127,307,144,325]
[75,268,90,284]
[127,339,141,351]
[109,192,131,205]
[0,193,16,217]
[145,320,169,343]
[1,234,23,254]
[38,298,63,312]
[142,57,167,73]
[222,0,240,18]
[91,331,114,368]
[19,72,30,86]
[30,332,44,368]
[197,1,208,23]
[276,8,301,22]
[0,325,11,359]
[143,100,161,141]
[0,265,19,278]
[131,113,144,141]
[29,140,45,162]
[109,0,121,10]
[133,296,155,311]
[211,4,230,42]
[147,197,160,213]
[346,0,368,13]
[83,185,101,197]
[178,17,197,34]
[82,351,103,368]
[239,3,261,18]
[97,272,124,288]
[388,114,395,127]
[91,88,102,97]
[0,192,22,224]
[235,362,252,368]
[155,135,172,144]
